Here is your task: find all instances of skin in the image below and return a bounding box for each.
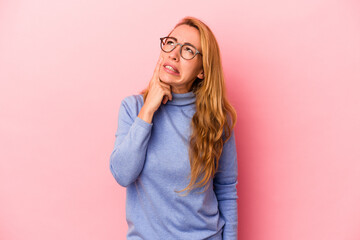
[138,25,204,123]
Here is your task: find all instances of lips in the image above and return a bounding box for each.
[163,63,180,74]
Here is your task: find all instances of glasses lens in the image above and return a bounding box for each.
[181,44,197,59]
[161,37,176,52]
[160,37,198,60]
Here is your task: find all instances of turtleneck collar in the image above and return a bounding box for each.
[166,91,196,106]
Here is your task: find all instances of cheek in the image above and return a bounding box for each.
[183,63,200,76]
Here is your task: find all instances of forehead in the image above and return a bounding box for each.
[169,25,201,50]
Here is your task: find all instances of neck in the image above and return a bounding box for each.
[166,91,196,106]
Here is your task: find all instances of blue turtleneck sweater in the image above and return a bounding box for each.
[109,91,238,240]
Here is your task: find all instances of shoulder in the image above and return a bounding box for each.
[119,94,144,119]
[121,94,144,107]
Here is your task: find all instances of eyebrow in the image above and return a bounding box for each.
[168,36,198,48]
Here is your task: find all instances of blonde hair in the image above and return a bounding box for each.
[141,16,237,196]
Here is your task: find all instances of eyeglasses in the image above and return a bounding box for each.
[160,37,202,60]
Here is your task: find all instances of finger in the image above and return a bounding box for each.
[159,82,172,98]
[158,79,170,88]
[162,87,172,102]
[152,56,163,81]
[162,95,169,104]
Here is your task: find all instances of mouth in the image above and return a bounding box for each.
[163,64,180,74]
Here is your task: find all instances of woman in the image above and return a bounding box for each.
[110,16,238,240]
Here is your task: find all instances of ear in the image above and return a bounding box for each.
[197,69,204,80]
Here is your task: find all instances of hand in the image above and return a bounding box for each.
[143,56,173,113]
[138,56,173,123]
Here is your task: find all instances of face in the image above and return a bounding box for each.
[159,24,204,94]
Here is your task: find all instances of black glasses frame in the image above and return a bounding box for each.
[160,37,202,60]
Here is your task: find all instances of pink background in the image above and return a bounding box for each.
[1,0,360,239]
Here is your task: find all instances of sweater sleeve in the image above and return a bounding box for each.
[109,96,153,187]
[213,130,238,240]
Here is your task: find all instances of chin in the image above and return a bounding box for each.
[159,73,177,84]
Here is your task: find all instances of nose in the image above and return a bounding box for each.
[168,44,181,61]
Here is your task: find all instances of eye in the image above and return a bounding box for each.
[165,39,175,45]
[184,47,194,54]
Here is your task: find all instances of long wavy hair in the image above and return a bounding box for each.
[141,16,237,196]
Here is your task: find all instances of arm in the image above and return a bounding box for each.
[110,56,171,187]
[109,96,153,187]
[213,131,238,240]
